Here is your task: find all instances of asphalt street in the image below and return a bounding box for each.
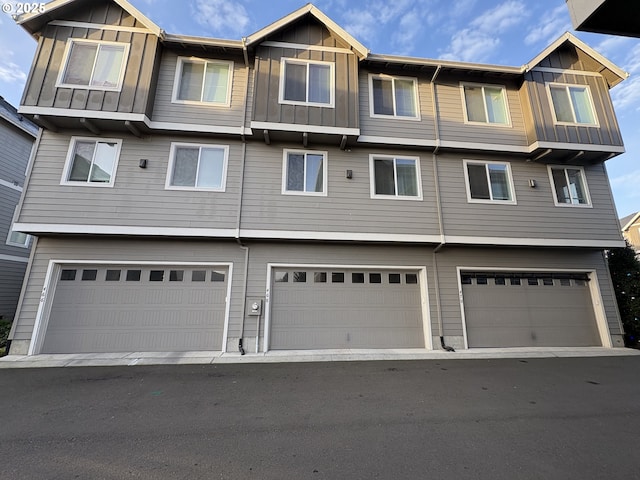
[1,356,639,479]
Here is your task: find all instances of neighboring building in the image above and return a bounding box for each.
[7,0,630,356]
[620,212,640,257]
[566,0,640,38]
[0,97,38,324]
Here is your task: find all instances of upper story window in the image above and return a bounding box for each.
[548,166,591,207]
[6,207,30,248]
[463,160,516,204]
[172,57,233,106]
[61,137,122,187]
[166,143,228,191]
[369,154,422,200]
[369,74,419,119]
[282,149,327,196]
[57,39,129,91]
[461,83,510,126]
[547,83,598,126]
[279,59,334,107]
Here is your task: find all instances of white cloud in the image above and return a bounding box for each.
[440,29,500,62]
[0,61,27,83]
[470,0,528,33]
[191,0,250,38]
[595,36,634,60]
[611,44,640,112]
[342,0,419,45]
[524,5,571,46]
[392,10,423,55]
[611,169,640,191]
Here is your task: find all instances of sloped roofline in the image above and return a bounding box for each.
[15,0,164,38]
[244,3,369,59]
[621,212,640,232]
[525,32,629,86]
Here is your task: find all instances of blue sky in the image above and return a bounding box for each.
[1,0,638,217]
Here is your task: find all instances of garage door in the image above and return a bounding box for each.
[270,267,425,349]
[461,272,601,347]
[41,265,228,354]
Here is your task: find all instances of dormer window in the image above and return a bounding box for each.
[547,83,598,126]
[279,59,334,107]
[57,39,129,91]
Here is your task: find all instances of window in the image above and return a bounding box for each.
[60,269,77,281]
[82,269,97,281]
[192,270,206,282]
[369,273,382,284]
[106,270,121,281]
[166,143,228,191]
[406,273,418,284]
[370,155,422,200]
[6,227,30,248]
[548,83,597,126]
[170,270,184,282]
[62,137,121,186]
[314,272,327,283]
[280,59,334,107]
[389,273,401,284]
[331,272,344,283]
[462,83,510,125]
[293,272,307,283]
[172,57,232,105]
[126,270,141,282]
[282,150,327,196]
[352,273,365,284]
[464,160,515,204]
[275,271,289,283]
[58,39,129,90]
[211,270,226,282]
[548,166,591,207]
[369,74,419,119]
[150,270,165,282]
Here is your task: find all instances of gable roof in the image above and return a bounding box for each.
[621,212,640,231]
[244,3,369,59]
[525,32,629,87]
[0,96,38,137]
[15,0,164,38]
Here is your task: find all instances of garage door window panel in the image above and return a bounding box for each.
[314,272,327,283]
[126,270,141,281]
[82,269,98,281]
[61,269,77,281]
[106,270,121,281]
[370,155,422,200]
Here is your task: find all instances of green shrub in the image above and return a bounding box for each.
[0,319,11,356]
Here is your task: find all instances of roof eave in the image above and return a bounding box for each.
[366,53,524,75]
[621,212,640,232]
[163,33,244,51]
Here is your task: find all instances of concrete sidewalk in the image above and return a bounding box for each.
[1,346,638,368]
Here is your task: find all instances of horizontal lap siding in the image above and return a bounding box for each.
[0,259,27,321]
[358,70,436,140]
[438,153,622,241]
[18,131,241,229]
[151,50,248,127]
[240,143,440,235]
[0,188,30,259]
[0,124,33,183]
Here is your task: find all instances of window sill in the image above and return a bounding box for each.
[466,198,517,205]
[369,113,421,121]
[281,190,327,197]
[370,194,423,201]
[278,99,334,109]
[170,99,231,108]
[552,202,593,208]
[56,83,123,92]
[165,186,226,192]
[60,181,115,188]
[463,120,513,128]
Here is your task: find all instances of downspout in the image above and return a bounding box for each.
[430,65,454,352]
[235,39,251,355]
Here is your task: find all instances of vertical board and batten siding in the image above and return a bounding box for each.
[0,260,27,321]
[358,68,436,140]
[438,152,622,242]
[10,237,246,346]
[0,124,33,183]
[21,1,159,116]
[240,143,440,236]
[151,49,248,127]
[18,131,242,229]
[434,247,622,340]
[525,70,623,146]
[436,73,529,147]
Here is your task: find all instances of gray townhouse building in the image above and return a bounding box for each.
[6,0,630,356]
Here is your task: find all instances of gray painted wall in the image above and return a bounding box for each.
[0,260,27,321]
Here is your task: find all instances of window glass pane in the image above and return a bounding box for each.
[69,141,95,181]
[389,273,401,284]
[394,79,416,117]
[287,153,304,191]
[60,269,77,281]
[464,86,486,122]
[192,270,206,282]
[477,276,488,285]
[81,269,97,281]
[569,87,595,124]
[203,63,229,103]
[197,147,225,188]
[369,273,382,284]
[372,78,394,115]
[331,272,344,283]
[495,276,506,285]
[550,86,574,122]
[179,62,205,101]
[527,278,538,286]
[467,164,490,199]
[461,275,472,285]
[284,62,306,102]
[9,230,28,246]
[551,168,571,203]
[406,273,418,284]
[170,270,184,282]
[488,164,510,200]
[63,43,97,85]
[126,270,141,281]
[150,270,164,281]
[484,87,507,124]
[566,168,587,204]
[211,270,226,282]
[89,142,117,183]
[274,271,288,283]
[374,159,395,195]
[542,277,554,286]
[172,147,199,186]
[510,277,521,286]
[314,272,327,283]
[293,271,307,283]
[560,278,571,286]
[352,272,365,283]
[106,269,121,281]
[396,159,418,196]
[305,154,324,193]
[91,45,124,88]
[308,63,330,104]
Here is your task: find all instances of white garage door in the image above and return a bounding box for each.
[269,267,426,350]
[461,271,601,348]
[41,265,229,354]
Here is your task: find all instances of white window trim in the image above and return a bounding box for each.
[369,154,423,201]
[278,58,335,108]
[60,136,122,187]
[281,149,328,197]
[368,73,421,121]
[165,142,229,192]
[171,57,233,107]
[55,38,130,92]
[460,82,512,127]
[463,159,517,205]
[6,226,31,249]
[547,165,593,208]
[546,82,600,127]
